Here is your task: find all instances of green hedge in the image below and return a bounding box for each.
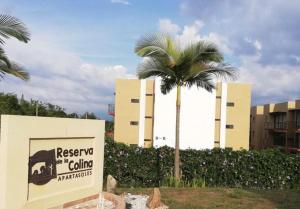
[104,138,300,189]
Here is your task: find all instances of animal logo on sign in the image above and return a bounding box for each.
[28,149,57,185]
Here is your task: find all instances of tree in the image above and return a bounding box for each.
[135,33,236,180]
[0,14,30,80]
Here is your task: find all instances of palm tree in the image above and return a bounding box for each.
[135,33,237,180]
[0,14,30,80]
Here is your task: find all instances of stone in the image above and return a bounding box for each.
[147,188,165,209]
[103,192,126,209]
[106,175,118,194]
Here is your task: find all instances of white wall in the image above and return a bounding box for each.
[153,80,177,147]
[153,79,216,149]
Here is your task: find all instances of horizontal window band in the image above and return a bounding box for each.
[215,119,220,121]
[144,139,152,142]
[145,116,152,119]
[146,94,154,96]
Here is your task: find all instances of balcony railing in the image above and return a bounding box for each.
[108,104,115,116]
[265,121,300,131]
[264,121,288,130]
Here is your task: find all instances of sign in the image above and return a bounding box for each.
[0,116,104,209]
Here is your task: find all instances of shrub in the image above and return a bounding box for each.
[104,138,300,189]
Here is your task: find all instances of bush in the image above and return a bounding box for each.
[104,138,300,189]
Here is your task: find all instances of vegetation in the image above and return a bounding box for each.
[0,92,98,119]
[0,14,30,80]
[104,138,300,189]
[135,33,236,180]
[117,187,300,209]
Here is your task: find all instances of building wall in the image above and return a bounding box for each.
[114,79,251,150]
[251,100,300,152]
[214,83,222,148]
[250,106,264,149]
[144,80,155,148]
[114,79,141,145]
[225,83,251,150]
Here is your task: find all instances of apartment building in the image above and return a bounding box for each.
[110,79,251,150]
[250,100,300,152]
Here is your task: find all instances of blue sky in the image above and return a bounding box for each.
[0,0,299,119]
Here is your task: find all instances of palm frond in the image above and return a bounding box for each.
[0,46,11,67]
[183,41,224,64]
[160,77,177,94]
[0,62,30,80]
[203,63,238,80]
[135,33,180,67]
[137,57,176,79]
[0,14,30,44]
[184,63,236,92]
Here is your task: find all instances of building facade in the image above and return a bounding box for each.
[112,79,251,150]
[250,100,300,152]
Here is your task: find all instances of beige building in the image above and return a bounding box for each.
[250,100,300,152]
[111,79,251,150]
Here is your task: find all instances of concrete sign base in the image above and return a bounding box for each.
[0,115,105,209]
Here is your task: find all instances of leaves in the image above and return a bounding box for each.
[0,61,30,80]
[0,14,30,44]
[0,14,30,81]
[104,138,300,189]
[135,33,237,94]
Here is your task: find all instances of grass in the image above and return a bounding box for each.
[116,187,300,209]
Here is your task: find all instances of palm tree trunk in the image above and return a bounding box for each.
[175,85,181,180]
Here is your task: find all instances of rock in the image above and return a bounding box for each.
[106,175,117,194]
[103,192,126,209]
[146,188,165,209]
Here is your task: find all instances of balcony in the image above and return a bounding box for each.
[108,104,115,116]
[265,121,300,132]
[264,121,288,131]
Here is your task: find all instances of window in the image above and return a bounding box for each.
[130,121,138,125]
[274,113,286,129]
[273,133,285,146]
[146,93,153,96]
[226,125,234,129]
[131,99,139,103]
[216,96,221,99]
[145,116,152,119]
[214,141,220,144]
[144,139,151,141]
[215,118,220,121]
[227,102,235,107]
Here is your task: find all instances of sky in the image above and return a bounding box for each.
[0,0,299,120]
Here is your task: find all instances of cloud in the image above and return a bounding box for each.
[157,17,300,104]
[180,0,300,65]
[159,19,181,35]
[0,35,135,118]
[158,19,231,53]
[110,0,130,5]
[238,54,300,105]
